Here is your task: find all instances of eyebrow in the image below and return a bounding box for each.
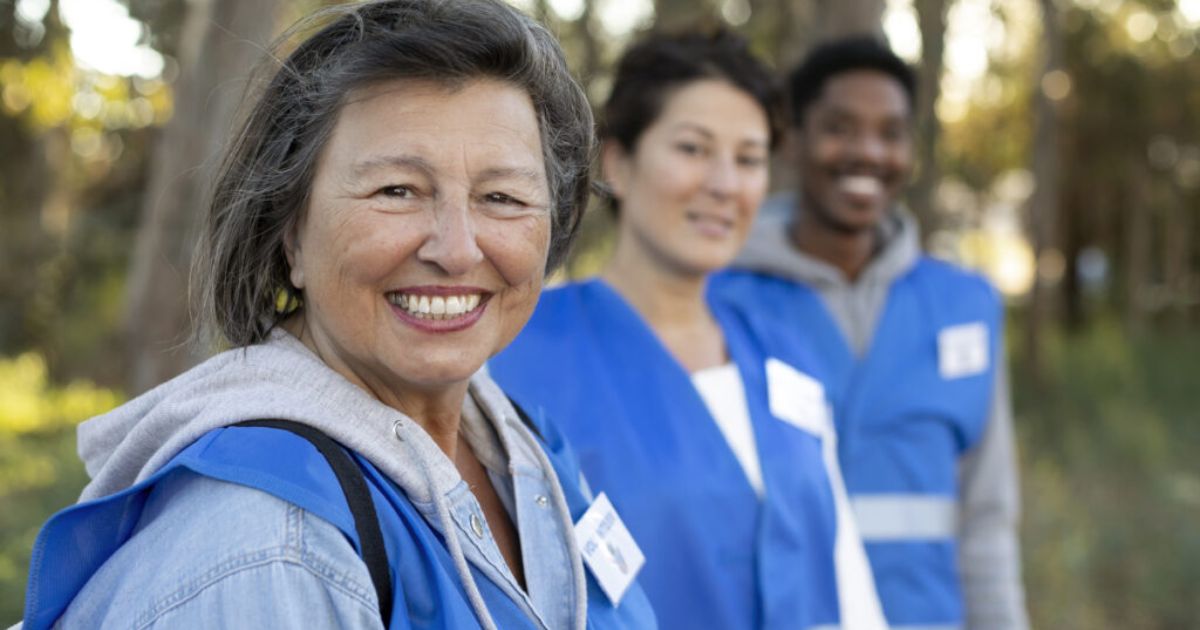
[822,105,909,123]
[350,154,434,179]
[670,122,769,148]
[349,155,545,185]
[476,166,546,186]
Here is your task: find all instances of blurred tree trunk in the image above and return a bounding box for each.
[1024,0,1063,385]
[575,0,601,83]
[815,0,885,39]
[1123,170,1152,333]
[123,0,281,394]
[653,0,717,30]
[745,0,817,68]
[1163,182,1192,326]
[0,0,66,354]
[909,0,948,235]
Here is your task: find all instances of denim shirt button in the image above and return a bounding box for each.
[469,512,484,538]
[534,495,549,507]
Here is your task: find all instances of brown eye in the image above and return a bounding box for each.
[376,185,413,198]
[485,192,525,206]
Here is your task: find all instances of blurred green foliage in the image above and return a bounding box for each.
[1014,320,1200,629]
[0,353,122,622]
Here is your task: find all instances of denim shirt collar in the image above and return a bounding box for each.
[403,375,586,630]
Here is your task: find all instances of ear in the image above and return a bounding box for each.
[600,140,633,203]
[283,219,305,290]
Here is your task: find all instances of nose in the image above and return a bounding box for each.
[706,154,738,200]
[416,198,484,276]
[851,132,888,165]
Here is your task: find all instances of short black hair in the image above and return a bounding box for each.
[787,36,916,126]
[603,26,784,153]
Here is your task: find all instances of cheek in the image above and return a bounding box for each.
[481,215,551,290]
[809,139,842,170]
[635,149,697,202]
[742,171,769,208]
[313,213,420,290]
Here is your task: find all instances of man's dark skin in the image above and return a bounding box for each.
[789,69,915,282]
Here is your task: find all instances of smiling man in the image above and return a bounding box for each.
[711,37,1029,630]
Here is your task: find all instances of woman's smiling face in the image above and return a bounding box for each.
[285,78,552,402]
[603,79,771,277]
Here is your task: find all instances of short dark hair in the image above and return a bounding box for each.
[787,35,916,126]
[195,0,594,347]
[602,26,784,154]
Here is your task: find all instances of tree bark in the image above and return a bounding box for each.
[653,0,717,31]
[1162,182,1192,326]
[1122,169,1152,334]
[908,0,948,236]
[123,0,281,394]
[1024,0,1063,385]
[815,0,885,39]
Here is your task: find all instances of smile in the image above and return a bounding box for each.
[387,291,484,320]
[837,174,884,197]
[686,211,735,237]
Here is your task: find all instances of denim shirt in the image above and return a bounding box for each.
[51,383,585,630]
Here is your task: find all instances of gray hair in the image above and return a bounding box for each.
[194,0,594,347]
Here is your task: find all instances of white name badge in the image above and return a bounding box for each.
[765,357,831,437]
[938,321,990,379]
[574,492,644,606]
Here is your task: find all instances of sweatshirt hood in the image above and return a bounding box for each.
[77,329,588,630]
[79,329,464,503]
[734,191,922,288]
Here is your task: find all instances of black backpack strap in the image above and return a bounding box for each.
[505,395,544,442]
[232,419,393,625]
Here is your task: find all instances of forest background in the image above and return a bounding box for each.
[0,0,1197,626]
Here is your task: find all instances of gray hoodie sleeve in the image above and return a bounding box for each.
[957,342,1030,630]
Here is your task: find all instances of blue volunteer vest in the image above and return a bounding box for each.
[489,279,841,630]
[710,257,1001,629]
[23,422,656,629]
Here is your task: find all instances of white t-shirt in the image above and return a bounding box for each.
[692,363,764,496]
[694,361,887,630]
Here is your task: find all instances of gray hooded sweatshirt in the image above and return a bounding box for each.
[734,193,1029,630]
[61,329,589,630]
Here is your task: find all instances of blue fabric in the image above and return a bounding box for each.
[24,426,655,630]
[709,257,1001,628]
[489,279,840,630]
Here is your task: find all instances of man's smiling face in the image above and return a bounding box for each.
[794,69,914,234]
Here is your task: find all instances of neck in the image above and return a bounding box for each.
[601,230,726,372]
[602,237,711,334]
[386,385,469,458]
[790,204,879,283]
[285,316,469,458]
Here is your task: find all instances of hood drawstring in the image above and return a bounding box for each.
[393,418,499,630]
[505,410,589,630]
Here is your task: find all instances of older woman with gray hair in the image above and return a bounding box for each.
[19,1,655,628]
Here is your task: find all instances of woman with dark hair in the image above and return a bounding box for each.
[20,1,655,628]
[490,28,884,630]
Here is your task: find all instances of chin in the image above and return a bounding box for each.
[399,359,484,390]
[821,204,883,234]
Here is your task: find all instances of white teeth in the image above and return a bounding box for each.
[389,291,484,320]
[840,175,883,196]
